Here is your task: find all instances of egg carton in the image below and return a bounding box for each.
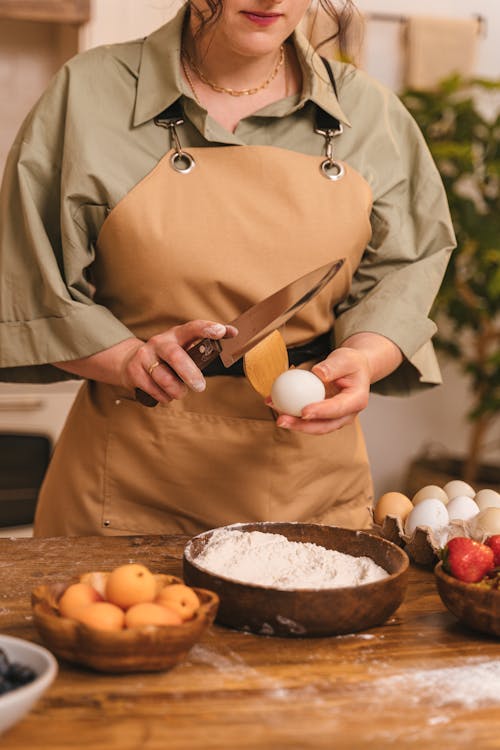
[370,513,471,568]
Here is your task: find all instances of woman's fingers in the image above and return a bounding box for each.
[166,320,238,350]
[124,320,238,403]
[275,413,355,434]
[268,347,371,434]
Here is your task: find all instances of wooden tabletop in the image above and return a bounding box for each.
[1,534,499,750]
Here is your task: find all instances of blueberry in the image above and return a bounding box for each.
[7,662,37,686]
[0,678,14,695]
[0,649,10,678]
[0,649,38,696]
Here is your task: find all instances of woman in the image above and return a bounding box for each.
[0,1,455,537]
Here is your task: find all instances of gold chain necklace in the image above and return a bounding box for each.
[181,52,202,105]
[183,45,285,97]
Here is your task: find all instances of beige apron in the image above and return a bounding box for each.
[34,142,374,537]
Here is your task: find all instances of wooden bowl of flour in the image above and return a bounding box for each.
[183,522,409,637]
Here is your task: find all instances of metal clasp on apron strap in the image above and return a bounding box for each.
[316,57,345,182]
[154,103,196,175]
[315,124,345,181]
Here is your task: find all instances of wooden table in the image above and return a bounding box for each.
[1,535,499,750]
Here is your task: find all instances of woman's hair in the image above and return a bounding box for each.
[188,1,357,57]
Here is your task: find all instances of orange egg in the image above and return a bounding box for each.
[155,584,200,621]
[124,602,183,628]
[105,563,157,609]
[58,582,103,619]
[74,601,125,631]
[374,492,414,525]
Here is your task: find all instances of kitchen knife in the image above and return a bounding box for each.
[136,258,344,407]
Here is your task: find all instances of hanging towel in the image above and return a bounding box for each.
[300,1,365,67]
[404,16,479,90]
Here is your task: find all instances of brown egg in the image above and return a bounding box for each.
[374,492,414,525]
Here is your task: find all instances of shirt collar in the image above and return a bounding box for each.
[133,6,186,127]
[292,29,351,128]
[132,6,351,129]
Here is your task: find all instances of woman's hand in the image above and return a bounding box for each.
[54,320,238,404]
[268,332,403,435]
[121,321,238,403]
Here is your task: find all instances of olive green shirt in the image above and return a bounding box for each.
[0,7,455,394]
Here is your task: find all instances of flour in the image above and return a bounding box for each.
[192,529,389,589]
[371,660,500,710]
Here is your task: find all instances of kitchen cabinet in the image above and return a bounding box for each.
[0,1,90,24]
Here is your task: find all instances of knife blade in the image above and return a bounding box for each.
[136,258,344,407]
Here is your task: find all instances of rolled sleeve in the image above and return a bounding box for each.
[333,82,456,395]
[0,68,134,384]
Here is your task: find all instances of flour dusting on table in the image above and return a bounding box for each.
[372,660,500,710]
[193,529,389,589]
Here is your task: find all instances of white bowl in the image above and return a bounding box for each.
[0,634,58,736]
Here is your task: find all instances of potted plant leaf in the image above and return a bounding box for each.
[401,75,500,490]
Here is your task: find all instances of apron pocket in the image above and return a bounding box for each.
[101,384,373,535]
[102,397,277,535]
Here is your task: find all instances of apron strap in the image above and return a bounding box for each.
[315,57,341,132]
[155,99,183,125]
[314,57,344,180]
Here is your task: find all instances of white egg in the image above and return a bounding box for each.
[470,507,500,540]
[270,369,326,418]
[405,498,450,536]
[443,479,475,500]
[474,488,500,512]
[412,485,449,506]
[446,495,480,522]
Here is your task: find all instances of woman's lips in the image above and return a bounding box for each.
[241,11,282,27]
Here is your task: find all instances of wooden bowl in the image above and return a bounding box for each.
[183,523,409,637]
[31,573,219,673]
[434,561,500,637]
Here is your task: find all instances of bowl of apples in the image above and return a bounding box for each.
[31,564,219,673]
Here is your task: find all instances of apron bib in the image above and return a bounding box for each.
[34,128,374,537]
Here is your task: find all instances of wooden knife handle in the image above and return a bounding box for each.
[135,338,223,408]
[135,388,159,407]
[186,337,222,369]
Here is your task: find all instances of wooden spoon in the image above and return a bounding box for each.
[243,330,289,399]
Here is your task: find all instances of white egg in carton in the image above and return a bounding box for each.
[371,482,500,567]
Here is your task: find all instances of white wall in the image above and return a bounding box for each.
[80,0,181,49]
[357,0,500,90]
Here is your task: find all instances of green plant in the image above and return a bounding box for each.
[401,76,500,483]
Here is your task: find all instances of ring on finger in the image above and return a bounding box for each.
[147,360,161,377]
